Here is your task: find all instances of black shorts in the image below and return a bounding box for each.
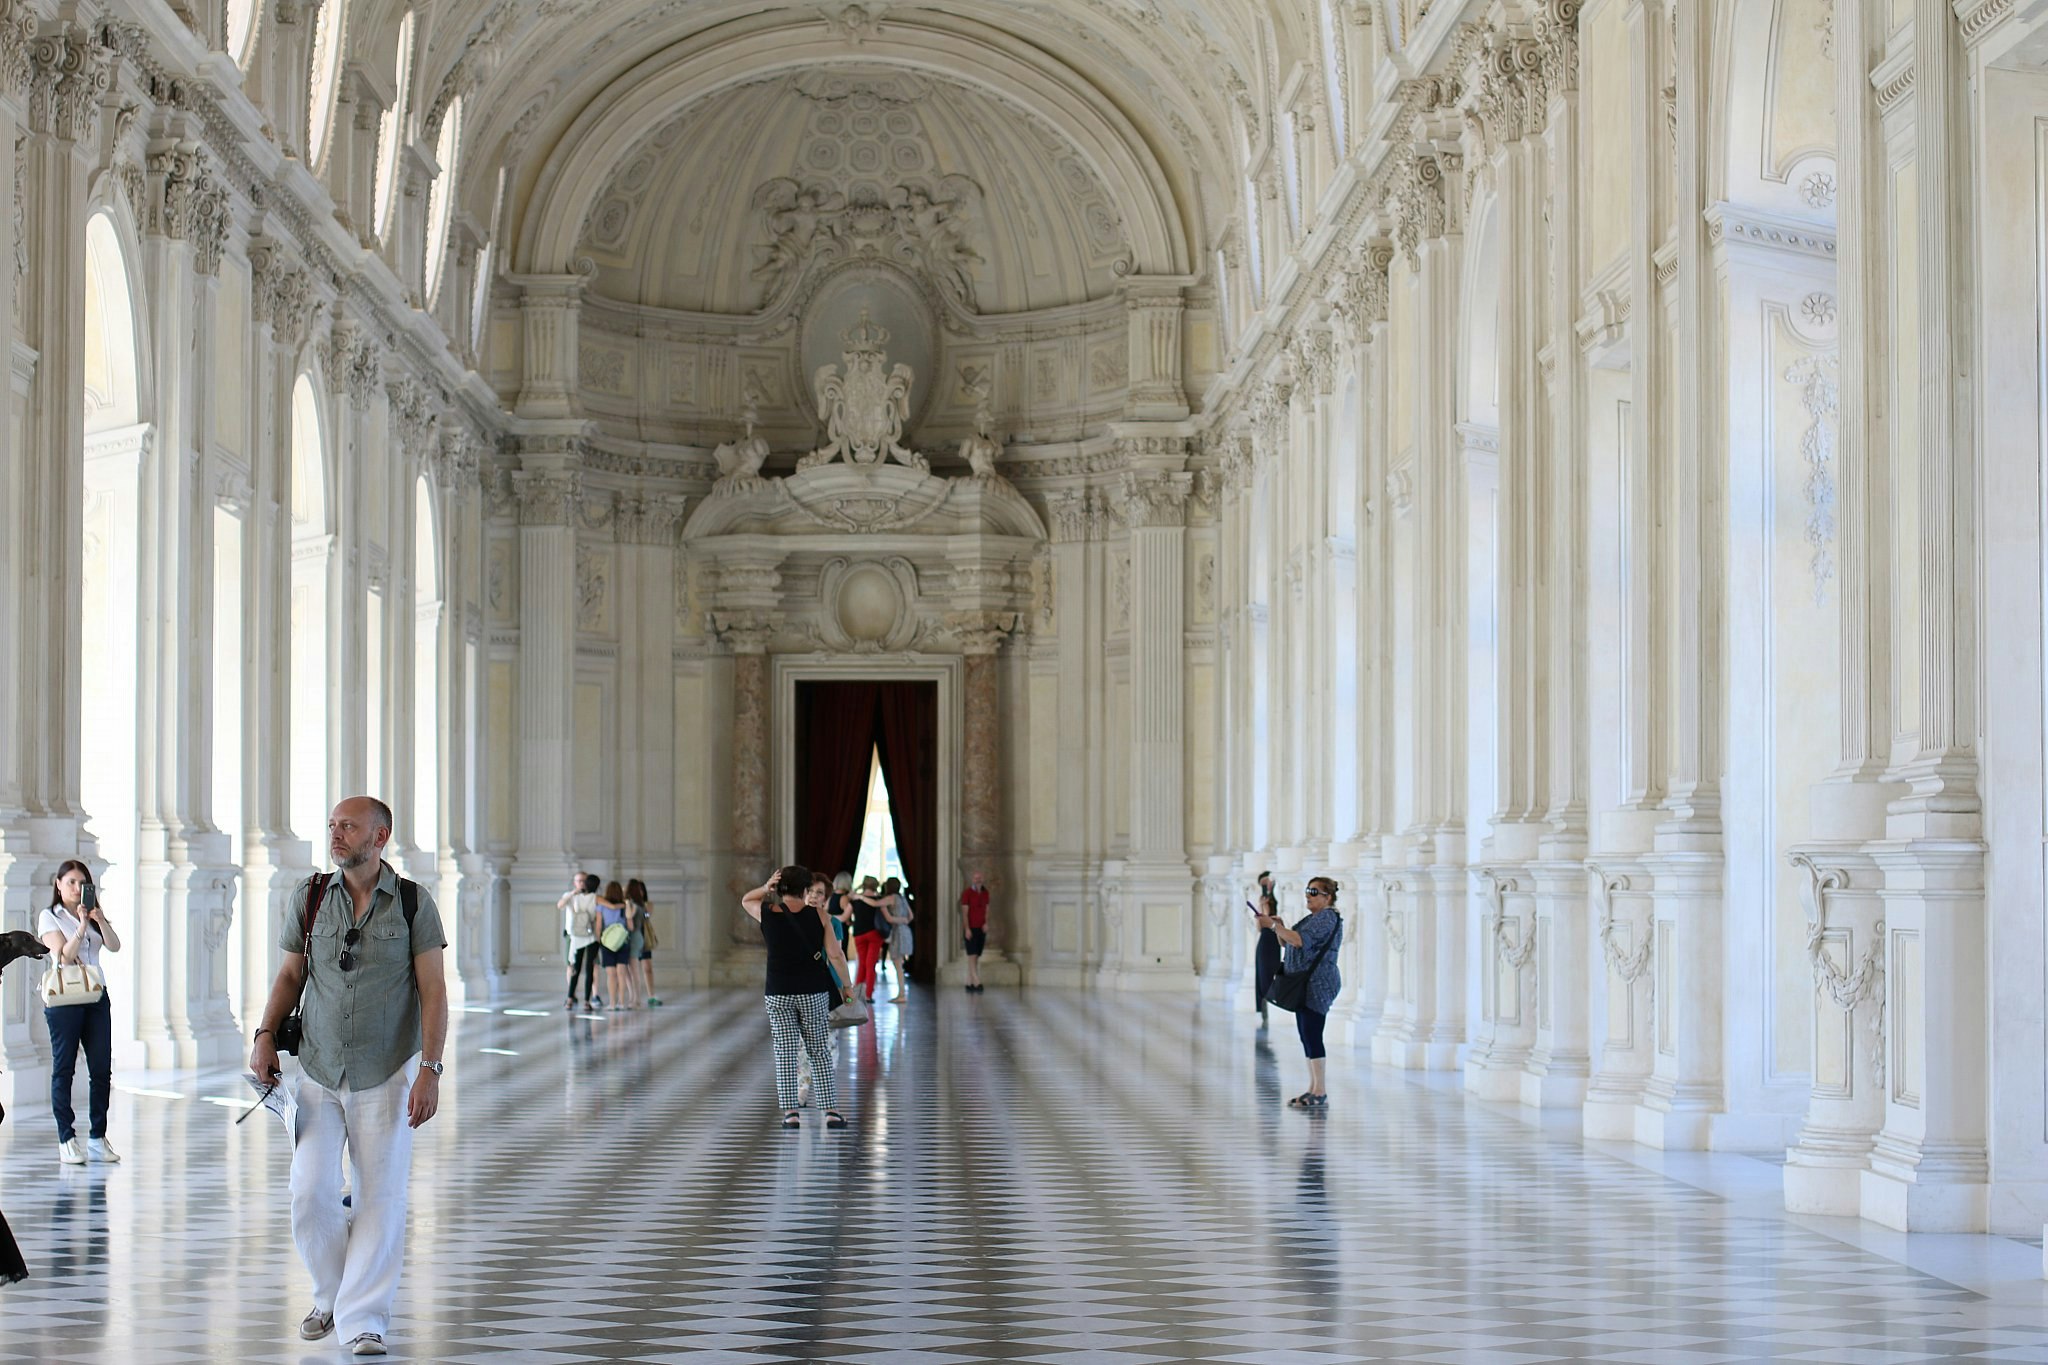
[964,927,987,957]
[600,944,631,967]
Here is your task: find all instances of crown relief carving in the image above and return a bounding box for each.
[799,312,925,473]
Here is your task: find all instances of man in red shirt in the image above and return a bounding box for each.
[959,872,991,993]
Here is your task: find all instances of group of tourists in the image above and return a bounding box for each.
[559,873,661,1011]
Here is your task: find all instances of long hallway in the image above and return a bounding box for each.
[2,990,2044,1363]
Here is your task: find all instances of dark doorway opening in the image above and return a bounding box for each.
[793,680,938,983]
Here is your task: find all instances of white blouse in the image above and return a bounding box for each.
[39,905,104,968]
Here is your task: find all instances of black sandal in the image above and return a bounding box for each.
[1286,1093,1316,1109]
[781,1111,800,1129]
[825,1111,847,1130]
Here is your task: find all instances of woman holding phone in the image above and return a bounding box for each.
[1252,870,1281,1027]
[38,860,122,1164]
[1256,876,1344,1110]
[742,866,856,1130]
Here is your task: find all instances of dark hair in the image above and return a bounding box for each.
[626,878,649,906]
[772,864,813,898]
[881,876,901,896]
[49,859,93,909]
[581,873,600,894]
[1308,876,1340,906]
[604,880,625,903]
[808,871,832,891]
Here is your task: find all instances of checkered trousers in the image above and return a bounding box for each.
[764,992,838,1112]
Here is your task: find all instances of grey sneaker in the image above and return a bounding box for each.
[299,1308,334,1340]
[350,1334,387,1356]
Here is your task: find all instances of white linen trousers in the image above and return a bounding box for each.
[290,1056,419,1342]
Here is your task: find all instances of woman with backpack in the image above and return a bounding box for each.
[560,872,601,1011]
[626,878,660,1007]
[1255,875,1343,1110]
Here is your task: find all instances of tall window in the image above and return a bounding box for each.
[226,0,259,67]
[1319,0,1349,156]
[413,477,441,859]
[306,0,346,168]
[374,10,416,242]
[289,376,331,844]
[1243,177,1264,305]
[424,95,463,304]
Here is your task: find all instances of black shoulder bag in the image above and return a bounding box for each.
[1267,913,1341,1014]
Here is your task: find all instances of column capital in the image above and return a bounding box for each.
[946,610,1020,656]
[709,610,778,655]
[27,22,115,143]
[613,490,689,545]
[1119,469,1194,529]
[1,4,38,104]
[512,468,580,526]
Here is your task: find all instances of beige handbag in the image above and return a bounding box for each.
[40,962,105,1008]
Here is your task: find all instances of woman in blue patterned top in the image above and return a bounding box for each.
[1258,876,1343,1110]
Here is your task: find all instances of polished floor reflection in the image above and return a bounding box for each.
[3,988,2046,1362]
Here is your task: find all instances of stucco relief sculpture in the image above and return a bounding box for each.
[712,388,772,489]
[750,173,986,308]
[800,313,927,473]
[958,371,1001,479]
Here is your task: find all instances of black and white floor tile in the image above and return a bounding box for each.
[3,988,2046,1362]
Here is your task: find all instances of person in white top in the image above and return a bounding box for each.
[559,872,601,1010]
[37,859,122,1165]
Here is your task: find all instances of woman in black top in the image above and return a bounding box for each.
[1253,870,1281,1026]
[742,865,856,1130]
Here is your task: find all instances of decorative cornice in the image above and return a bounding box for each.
[1702,202,1838,264]
[1956,0,2017,47]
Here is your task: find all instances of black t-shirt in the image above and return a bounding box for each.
[759,902,835,996]
[851,896,881,936]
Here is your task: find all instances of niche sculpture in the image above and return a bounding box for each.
[799,312,927,473]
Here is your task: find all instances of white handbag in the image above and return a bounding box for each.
[40,962,105,1008]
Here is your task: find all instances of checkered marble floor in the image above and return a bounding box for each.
[3,989,2046,1363]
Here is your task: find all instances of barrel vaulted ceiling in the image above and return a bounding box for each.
[366,0,1360,321]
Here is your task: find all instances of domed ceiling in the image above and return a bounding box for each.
[575,67,1137,316]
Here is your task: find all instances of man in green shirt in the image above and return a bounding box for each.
[249,796,448,1358]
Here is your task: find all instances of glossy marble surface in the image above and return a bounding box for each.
[2,989,2046,1362]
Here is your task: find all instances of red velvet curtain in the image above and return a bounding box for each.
[794,682,879,883]
[873,681,939,981]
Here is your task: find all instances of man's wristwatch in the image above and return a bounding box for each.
[421,1059,445,1077]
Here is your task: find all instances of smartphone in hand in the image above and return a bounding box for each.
[81,882,99,912]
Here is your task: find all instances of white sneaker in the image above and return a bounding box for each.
[57,1137,84,1165]
[350,1334,387,1356]
[87,1136,120,1163]
[299,1308,334,1341]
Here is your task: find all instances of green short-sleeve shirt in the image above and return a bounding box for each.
[279,862,447,1092]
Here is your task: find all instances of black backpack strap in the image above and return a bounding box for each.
[400,878,419,928]
[303,872,330,950]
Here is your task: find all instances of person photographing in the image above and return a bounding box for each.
[247,796,448,1357]
[1255,876,1343,1110]
[741,866,855,1130]
[39,860,121,1165]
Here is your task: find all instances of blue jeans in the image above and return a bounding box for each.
[46,993,113,1142]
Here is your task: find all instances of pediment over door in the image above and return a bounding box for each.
[686,464,1044,656]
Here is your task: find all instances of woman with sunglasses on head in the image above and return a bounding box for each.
[1256,876,1343,1110]
[741,866,855,1130]
[39,860,122,1164]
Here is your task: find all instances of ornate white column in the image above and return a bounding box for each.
[1527,2,1593,1111]
[1634,0,1728,1149]
[1375,123,1467,1071]
[1582,0,1669,1142]
[612,490,688,976]
[129,132,239,1067]
[1102,435,1196,991]
[506,451,580,990]
[1862,1,1989,1231]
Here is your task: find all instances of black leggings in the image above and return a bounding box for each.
[567,943,600,1002]
[1296,1007,1328,1061]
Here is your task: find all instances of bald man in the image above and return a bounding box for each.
[249,796,448,1358]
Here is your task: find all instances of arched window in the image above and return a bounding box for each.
[226,0,260,69]
[1242,177,1264,305]
[1319,0,1349,156]
[424,95,463,304]
[289,375,332,844]
[413,475,441,860]
[1280,118,1303,237]
[374,10,416,242]
[306,0,347,168]
[79,213,145,1014]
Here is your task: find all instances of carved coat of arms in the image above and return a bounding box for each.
[800,313,927,473]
